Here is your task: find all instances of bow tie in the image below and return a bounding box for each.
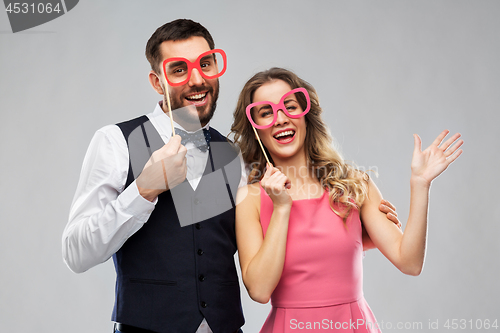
[175,128,211,152]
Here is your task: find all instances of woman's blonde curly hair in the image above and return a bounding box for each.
[230,67,370,220]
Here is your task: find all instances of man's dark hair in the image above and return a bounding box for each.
[146,19,215,74]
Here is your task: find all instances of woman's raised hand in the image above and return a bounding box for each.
[411,130,463,186]
[260,163,293,208]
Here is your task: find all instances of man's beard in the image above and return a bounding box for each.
[165,81,219,128]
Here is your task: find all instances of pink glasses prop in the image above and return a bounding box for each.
[246,87,311,129]
[162,49,227,87]
[245,87,311,165]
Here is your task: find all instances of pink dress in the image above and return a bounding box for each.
[259,187,381,333]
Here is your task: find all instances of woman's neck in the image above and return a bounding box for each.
[271,152,323,200]
[271,151,317,188]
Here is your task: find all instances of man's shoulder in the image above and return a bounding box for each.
[90,115,152,148]
[208,126,233,143]
[115,115,150,134]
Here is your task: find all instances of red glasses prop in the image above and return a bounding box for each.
[246,87,311,129]
[245,88,311,165]
[162,49,227,87]
[160,49,227,136]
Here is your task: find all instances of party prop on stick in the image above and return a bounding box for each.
[245,87,312,168]
[161,49,227,137]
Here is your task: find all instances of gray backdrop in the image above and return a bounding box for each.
[1,1,499,332]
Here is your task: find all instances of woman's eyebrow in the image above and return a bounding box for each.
[258,104,273,111]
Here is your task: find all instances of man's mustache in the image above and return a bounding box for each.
[182,86,213,97]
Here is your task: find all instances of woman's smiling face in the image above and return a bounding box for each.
[252,79,307,161]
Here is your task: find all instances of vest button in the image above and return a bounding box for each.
[194,198,201,205]
[198,274,205,281]
[195,223,201,230]
[197,249,204,255]
[201,301,207,308]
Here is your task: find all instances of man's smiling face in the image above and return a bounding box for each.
[158,36,219,128]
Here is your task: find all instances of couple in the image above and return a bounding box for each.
[62,19,463,333]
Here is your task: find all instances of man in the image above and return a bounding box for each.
[63,19,244,333]
[63,18,400,333]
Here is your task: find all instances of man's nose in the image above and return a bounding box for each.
[188,68,205,86]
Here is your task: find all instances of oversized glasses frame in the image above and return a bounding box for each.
[245,87,311,129]
[162,49,227,87]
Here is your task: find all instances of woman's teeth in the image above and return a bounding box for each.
[274,130,295,139]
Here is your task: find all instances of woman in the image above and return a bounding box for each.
[231,68,463,332]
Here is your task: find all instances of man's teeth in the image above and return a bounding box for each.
[274,130,295,138]
[186,93,207,100]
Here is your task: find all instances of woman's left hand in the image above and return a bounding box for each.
[411,130,464,186]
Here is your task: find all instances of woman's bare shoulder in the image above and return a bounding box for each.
[236,182,261,207]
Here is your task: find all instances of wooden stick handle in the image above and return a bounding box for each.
[164,78,175,136]
[252,126,271,166]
